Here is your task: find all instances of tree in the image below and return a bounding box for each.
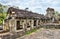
[0,4,3,13]
[54,11,60,21]
[0,4,7,25]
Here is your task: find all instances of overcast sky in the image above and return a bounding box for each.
[0,0,60,14]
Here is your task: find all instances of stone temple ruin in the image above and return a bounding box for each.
[0,7,60,39]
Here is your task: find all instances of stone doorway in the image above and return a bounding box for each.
[34,20,36,26]
[17,21,20,30]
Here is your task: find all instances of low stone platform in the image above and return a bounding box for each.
[41,23,60,29]
[0,30,25,39]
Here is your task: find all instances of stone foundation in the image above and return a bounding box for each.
[0,30,25,39]
[41,23,60,29]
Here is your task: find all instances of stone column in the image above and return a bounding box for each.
[9,19,16,39]
[39,20,41,25]
[38,20,40,26]
[4,21,9,31]
[52,17,55,23]
[39,20,42,28]
[40,20,42,24]
[31,20,34,29]
[14,20,17,32]
[9,20,12,33]
[23,19,27,31]
[9,19,16,33]
[22,20,25,32]
[36,20,39,28]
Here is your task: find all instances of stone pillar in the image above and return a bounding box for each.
[31,20,34,29]
[36,20,39,28]
[23,19,27,31]
[14,20,17,32]
[40,20,42,24]
[3,20,9,31]
[22,20,25,32]
[39,20,42,28]
[9,19,16,33]
[9,19,17,39]
[38,20,40,26]
[52,17,54,23]
[39,20,41,24]
[9,20,12,32]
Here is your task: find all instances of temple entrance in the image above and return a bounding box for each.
[17,21,20,30]
[16,20,23,30]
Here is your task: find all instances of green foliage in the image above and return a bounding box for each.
[0,18,3,24]
[0,4,3,13]
[54,11,60,20]
[25,29,37,35]
[0,13,7,25]
[0,4,7,25]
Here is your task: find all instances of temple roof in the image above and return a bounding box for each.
[7,7,48,19]
[46,7,54,11]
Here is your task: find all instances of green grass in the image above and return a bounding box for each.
[25,29,37,35]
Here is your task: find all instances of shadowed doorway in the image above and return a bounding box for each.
[34,20,36,26]
[17,21,20,30]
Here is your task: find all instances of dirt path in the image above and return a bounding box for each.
[17,28,60,39]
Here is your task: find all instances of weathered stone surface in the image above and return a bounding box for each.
[17,29,60,39]
[0,30,25,39]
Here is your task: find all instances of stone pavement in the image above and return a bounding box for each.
[17,28,60,39]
